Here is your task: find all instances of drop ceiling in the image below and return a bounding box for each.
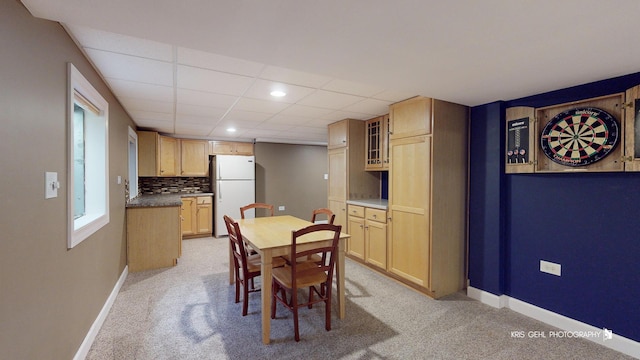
[21,0,640,144]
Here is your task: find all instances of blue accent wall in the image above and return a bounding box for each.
[468,102,506,296]
[469,73,640,342]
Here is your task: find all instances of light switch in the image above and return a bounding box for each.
[117,175,122,184]
[45,172,59,199]
[324,173,328,180]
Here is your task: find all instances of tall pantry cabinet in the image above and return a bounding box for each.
[327,119,380,230]
[388,96,468,298]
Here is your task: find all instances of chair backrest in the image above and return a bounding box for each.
[224,215,249,274]
[311,208,335,224]
[290,223,342,288]
[240,203,275,219]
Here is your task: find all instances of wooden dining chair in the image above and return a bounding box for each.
[271,223,342,341]
[311,208,335,224]
[240,203,274,219]
[224,215,286,316]
[283,208,336,266]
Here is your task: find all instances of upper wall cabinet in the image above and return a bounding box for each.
[328,119,349,149]
[505,88,640,173]
[138,131,209,177]
[389,96,432,140]
[209,141,254,155]
[365,114,390,171]
[138,131,179,177]
[180,139,209,177]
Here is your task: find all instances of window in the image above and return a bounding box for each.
[68,63,109,249]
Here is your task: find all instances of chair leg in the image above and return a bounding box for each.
[308,286,314,309]
[242,277,249,316]
[292,290,300,342]
[234,273,240,304]
[325,297,331,331]
[271,281,278,319]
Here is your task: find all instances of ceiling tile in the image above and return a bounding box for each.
[372,89,417,102]
[175,123,215,135]
[176,103,227,118]
[233,97,289,114]
[177,47,264,76]
[129,110,174,122]
[319,110,369,121]
[243,79,315,103]
[258,65,332,88]
[278,104,334,118]
[289,125,328,135]
[322,79,386,97]
[119,97,174,114]
[66,25,173,61]
[223,109,272,123]
[85,49,173,86]
[177,65,254,95]
[106,78,173,102]
[265,114,311,126]
[177,88,238,108]
[297,90,364,110]
[133,118,174,133]
[342,98,391,116]
[175,113,220,125]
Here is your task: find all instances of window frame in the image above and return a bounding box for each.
[67,63,109,249]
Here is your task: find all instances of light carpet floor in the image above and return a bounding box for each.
[86,237,634,359]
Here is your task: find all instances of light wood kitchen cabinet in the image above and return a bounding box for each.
[365,207,387,269]
[328,119,349,149]
[180,139,209,176]
[347,205,365,259]
[388,97,468,299]
[138,131,180,176]
[327,119,380,232]
[209,141,254,155]
[389,96,432,140]
[180,197,196,236]
[196,196,213,234]
[159,136,179,176]
[127,205,181,272]
[365,114,390,171]
[347,204,388,269]
[181,196,212,238]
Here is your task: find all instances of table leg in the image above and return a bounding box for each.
[261,249,273,344]
[337,238,346,319]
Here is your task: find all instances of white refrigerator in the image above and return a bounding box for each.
[211,155,256,237]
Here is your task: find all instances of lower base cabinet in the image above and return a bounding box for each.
[181,196,212,238]
[127,206,181,272]
[347,204,388,270]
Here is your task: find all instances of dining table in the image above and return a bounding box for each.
[233,215,350,344]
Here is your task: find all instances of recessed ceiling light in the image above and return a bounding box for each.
[270,90,286,97]
[226,127,236,133]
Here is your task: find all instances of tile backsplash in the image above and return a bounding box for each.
[139,177,210,195]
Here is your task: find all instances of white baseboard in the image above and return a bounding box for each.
[467,286,640,359]
[74,266,128,360]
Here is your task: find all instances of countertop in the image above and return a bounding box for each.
[126,193,214,208]
[346,198,388,210]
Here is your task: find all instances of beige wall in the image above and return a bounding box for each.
[0,1,133,358]
[255,143,328,221]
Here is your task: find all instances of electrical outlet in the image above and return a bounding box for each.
[540,260,561,276]
[278,205,285,211]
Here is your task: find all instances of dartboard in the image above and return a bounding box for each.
[540,107,619,167]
